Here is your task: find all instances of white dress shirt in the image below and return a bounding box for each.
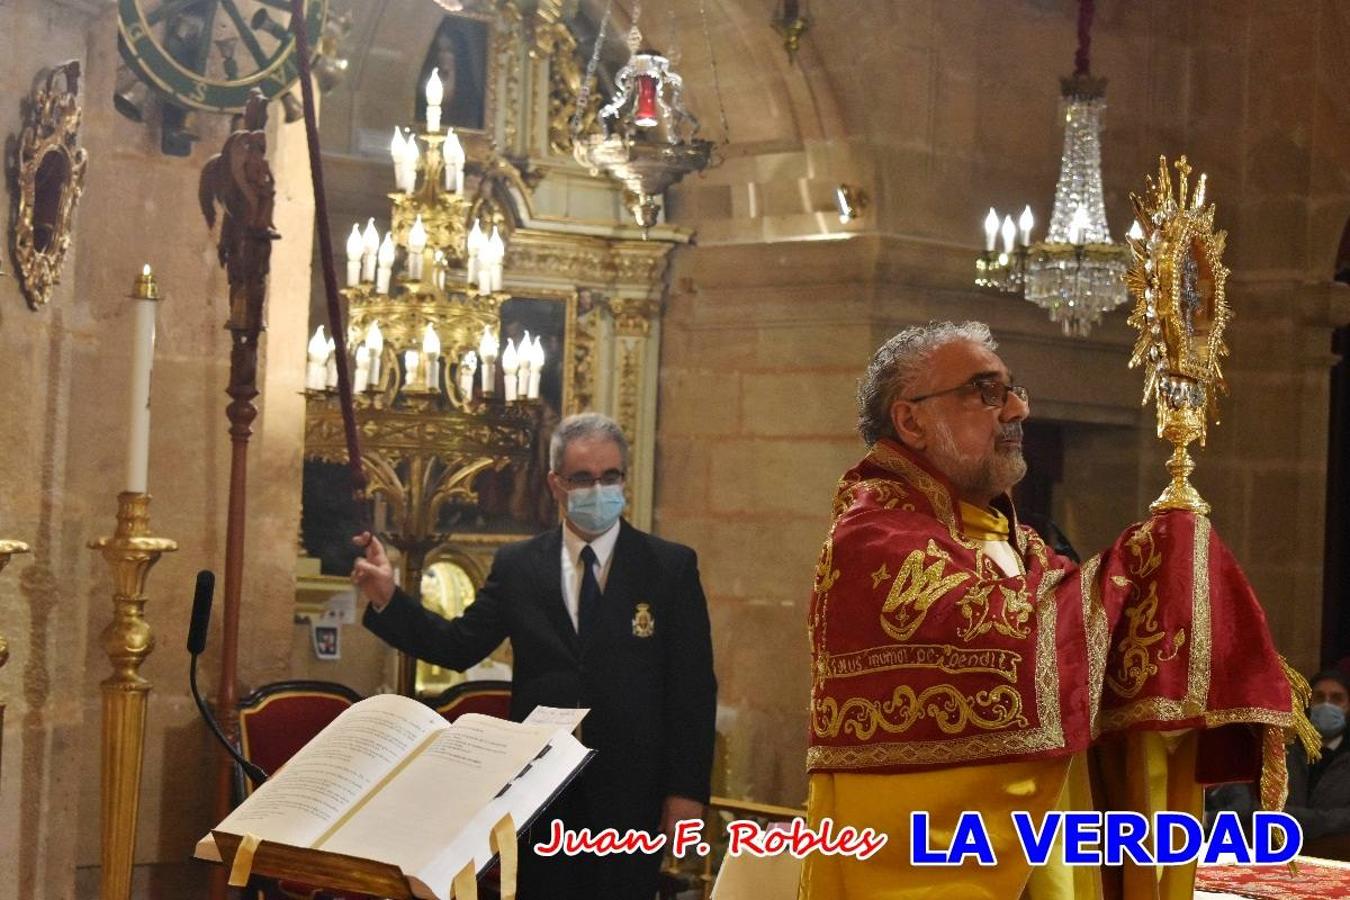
[560,520,621,632]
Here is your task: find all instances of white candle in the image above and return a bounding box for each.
[467,220,484,284]
[376,232,395,294]
[433,250,447,290]
[1000,215,1016,254]
[404,349,421,390]
[126,264,158,493]
[983,208,999,252]
[325,337,338,388]
[361,219,380,282]
[515,330,532,398]
[306,325,328,390]
[353,344,371,393]
[366,320,384,385]
[487,227,505,293]
[458,351,477,399]
[425,68,443,134]
[401,134,420,193]
[478,326,498,394]
[422,324,441,393]
[445,128,465,194]
[345,224,362,287]
[1127,219,1144,241]
[390,128,407,192]
[528,335,545,400]
[1018,206,1034,247]
[501,339,518,403]
[408,216,427,281]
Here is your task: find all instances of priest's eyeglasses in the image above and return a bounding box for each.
[906,377,1029,408]
[559,469,627,490]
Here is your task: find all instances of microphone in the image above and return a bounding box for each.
[187,570,213,655]
[186,570,268,788]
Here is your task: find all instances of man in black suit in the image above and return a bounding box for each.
[352,412,717,900]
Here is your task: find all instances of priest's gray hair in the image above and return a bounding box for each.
[856,321,997,446]
[550,412,630,472]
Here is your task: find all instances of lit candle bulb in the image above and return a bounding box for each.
[401,132,420,193]
[325,337,338,389]
[366,320,384,385]
[390,128,407,192]
[361,218,380,282]
[404,348,422,390]
[514,330,532,399]
[478,325,498,394]
[444,128,465,194]
[423,323,441,393]
[487,227,505,293]
[433,250,447,290]
[527,335,545,400]
[376,232,395,294]
[1068,205,1089,246]
[345,224,363,287]
[1000,215,1016,254]
[458,350,478,399]
[407,215,428,281]
[1127,219,1144,241]
[983,208,999,252]
[126,264,159,493]
[353,344,371,393]
[306,325,328,390]
[467,220,485,284]
[1018,206,1034,247]
[425,67,443,134]
[501,338,519,403]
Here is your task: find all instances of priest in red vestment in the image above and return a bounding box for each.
[802,321,1317,899]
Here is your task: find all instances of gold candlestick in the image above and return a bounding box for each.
[89,493,177,900]
[0,539,31,777]
[1125,156,1231,515]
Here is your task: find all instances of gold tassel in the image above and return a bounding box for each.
[1280,657,1322,763]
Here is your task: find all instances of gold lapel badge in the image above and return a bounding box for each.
[632,602,655,638]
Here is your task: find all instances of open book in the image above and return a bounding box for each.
[195,694,593,900]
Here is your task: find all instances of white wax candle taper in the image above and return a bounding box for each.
[126,264,159,493]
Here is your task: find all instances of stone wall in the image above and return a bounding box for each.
[0,1,314,895]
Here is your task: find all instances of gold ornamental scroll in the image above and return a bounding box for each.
[1124,155,1232,515]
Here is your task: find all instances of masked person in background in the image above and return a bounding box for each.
[1288,671,1350,849]
[353,412,717,900]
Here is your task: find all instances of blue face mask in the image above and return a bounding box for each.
[1310,702,1346,740]
[566,483,625,534]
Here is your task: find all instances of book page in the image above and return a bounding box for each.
[318,714,561,874]
[411,729,593,897]
[203,694,448,853]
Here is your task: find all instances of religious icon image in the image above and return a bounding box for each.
[415,13,490,132]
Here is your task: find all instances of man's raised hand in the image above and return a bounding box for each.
[351,532,396,610]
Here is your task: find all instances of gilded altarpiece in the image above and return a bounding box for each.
[299,0,682,696]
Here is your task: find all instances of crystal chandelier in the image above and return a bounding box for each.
[303,72,544,692]
[573,0,713,233]
[975,0,1136,337]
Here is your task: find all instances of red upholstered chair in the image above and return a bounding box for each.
[427,679,512,724]
[236,680,366,900]
[238,679,364,792]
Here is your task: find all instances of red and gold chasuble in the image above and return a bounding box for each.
[802,440,1314,899]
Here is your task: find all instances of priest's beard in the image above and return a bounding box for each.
[929,420,1027,502]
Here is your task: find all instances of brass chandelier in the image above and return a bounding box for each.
[304,72,543,685]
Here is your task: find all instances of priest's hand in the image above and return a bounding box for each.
[351,532,395,610]
[661,795,705,842]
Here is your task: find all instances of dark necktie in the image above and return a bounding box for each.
[578,544,602,639]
